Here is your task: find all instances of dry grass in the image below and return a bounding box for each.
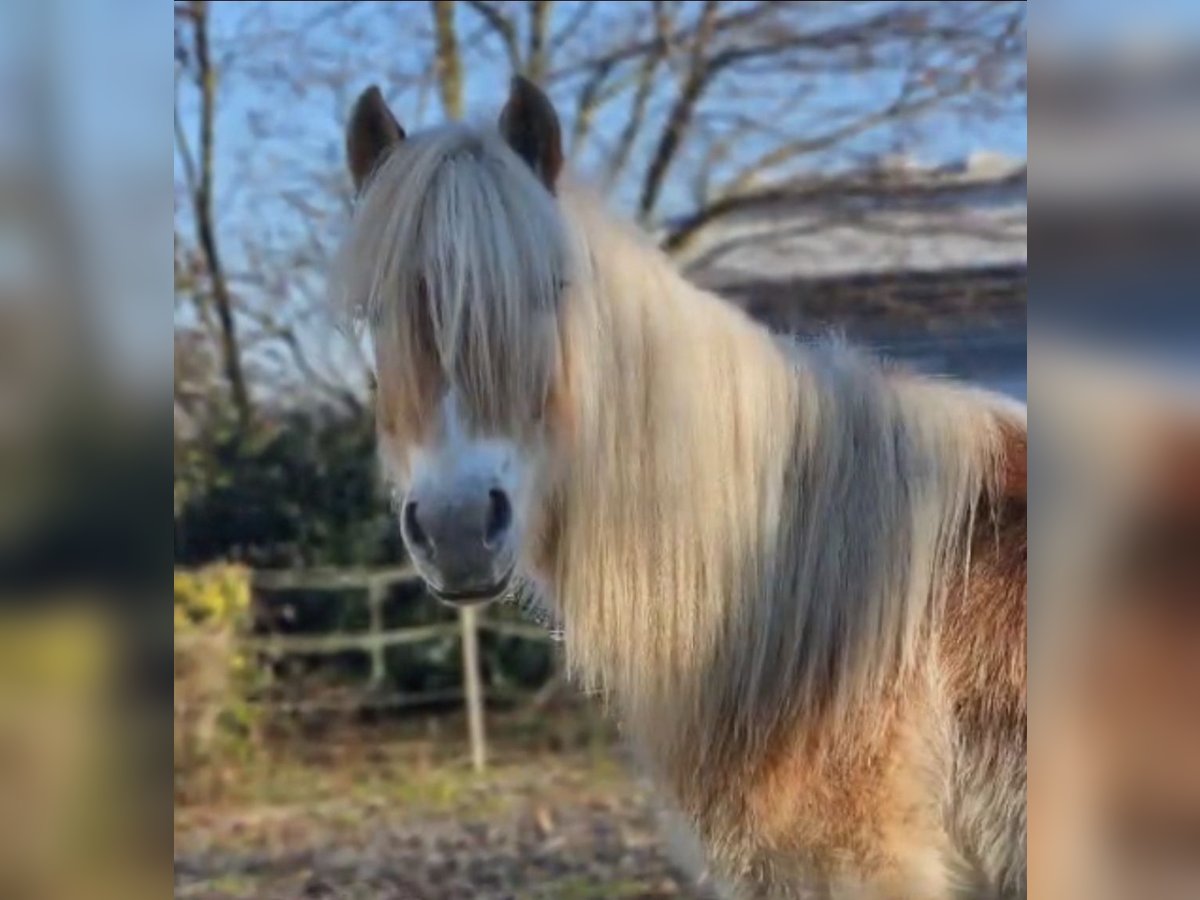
[174,709,716,899]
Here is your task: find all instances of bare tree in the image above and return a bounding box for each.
[174,0,1025,412]
[431,1,465,119]
[175,0,254,429]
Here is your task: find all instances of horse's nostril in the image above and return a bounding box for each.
[403,501,431,554]
[485,489,512,546]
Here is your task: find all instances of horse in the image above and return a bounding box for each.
[333,77,1027,899]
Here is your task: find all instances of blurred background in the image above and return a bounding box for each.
[3,0,1197,898]
[1031,3,1200,898]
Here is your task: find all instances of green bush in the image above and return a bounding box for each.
[174,409,404,569]
[174,565,265,802]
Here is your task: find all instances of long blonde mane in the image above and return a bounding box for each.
[337,124,568,431]
[337,123,1009,799]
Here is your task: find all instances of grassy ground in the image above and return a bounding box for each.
[174,709,716,900]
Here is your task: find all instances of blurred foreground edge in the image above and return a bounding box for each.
[1030,340,1200,900]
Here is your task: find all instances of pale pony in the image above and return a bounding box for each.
[334,79,1028,899]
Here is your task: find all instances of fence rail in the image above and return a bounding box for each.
[251,565,414,591]
[242,565,555,771]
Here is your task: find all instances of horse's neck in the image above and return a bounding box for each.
[552,196,801,761]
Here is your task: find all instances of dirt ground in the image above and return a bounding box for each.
[175,738,717,900]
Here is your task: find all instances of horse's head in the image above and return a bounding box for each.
[340,78,570,605]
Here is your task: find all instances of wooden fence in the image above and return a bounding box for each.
[248,566,554,772]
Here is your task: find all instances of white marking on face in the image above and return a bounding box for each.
[407,390,523,503]
[394,388,536,595]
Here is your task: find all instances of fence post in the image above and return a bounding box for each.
[367,578,386,690]
[459,605,487,773]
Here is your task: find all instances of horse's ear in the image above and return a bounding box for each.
[498,76,563,192]
[346,85,405,193]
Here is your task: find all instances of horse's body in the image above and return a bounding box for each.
[336,79,1027,899]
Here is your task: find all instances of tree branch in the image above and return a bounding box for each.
[253,314,365,417]
[462,0,520,73]
[636,0,720,221]
[188,0,254,429]
[173,76,200,207]
[549,0,596,53]
[603,0,671,188]
[431,0,464,119]
[661,167,1025,256]
[716,84,963,200]
[549,0,780,79]
[526,0,553,82]
[568,58,615,156]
